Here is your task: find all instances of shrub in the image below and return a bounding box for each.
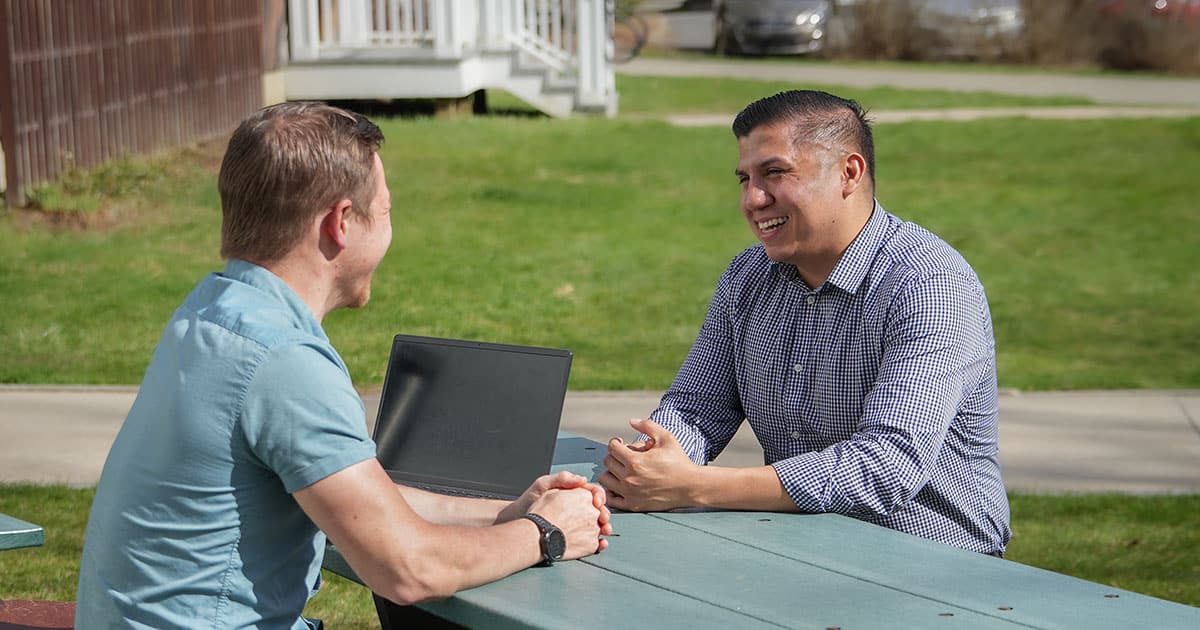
[829,0,1200,73]
[1022,0,1200,73]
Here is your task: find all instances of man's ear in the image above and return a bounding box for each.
[320,198,355,251]
[841,152,867,198]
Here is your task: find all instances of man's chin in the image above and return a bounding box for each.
[344,288,371,310]
[761,245,790,263]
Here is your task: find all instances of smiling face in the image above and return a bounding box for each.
[735,122,857,279]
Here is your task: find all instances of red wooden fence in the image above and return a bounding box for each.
[0,0,263,206]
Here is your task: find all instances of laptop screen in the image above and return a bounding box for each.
[372,335,572,498]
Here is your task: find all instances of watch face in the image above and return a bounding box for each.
[547,528,566,560]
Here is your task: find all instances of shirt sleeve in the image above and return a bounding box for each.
[772,270,994,517]
[649,269,748,465]
[240,343,378,494]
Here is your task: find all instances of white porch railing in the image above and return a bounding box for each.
[287,0,615,113]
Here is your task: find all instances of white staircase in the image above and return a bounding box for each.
[284,0,618,117]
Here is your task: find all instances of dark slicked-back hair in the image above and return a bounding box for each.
[219,101,384,264]
[732,90,875,186]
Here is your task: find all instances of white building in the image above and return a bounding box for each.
[276,0,619,117]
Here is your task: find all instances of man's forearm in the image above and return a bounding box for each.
[395,485,506,527]
[363,514,545,605]
[690,465,800,512]
[296,461,546,606]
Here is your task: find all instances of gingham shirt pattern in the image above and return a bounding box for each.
[651,204,1011,554]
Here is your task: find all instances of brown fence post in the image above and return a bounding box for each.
[0,0,21,207]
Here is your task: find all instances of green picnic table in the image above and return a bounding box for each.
[0,513,43,551]
[322,435,1200,629]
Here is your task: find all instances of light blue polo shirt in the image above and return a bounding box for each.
[76,260,377,629]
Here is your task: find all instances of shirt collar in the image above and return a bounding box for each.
[824,200,889,296]
[768,200,889,295]
[220,259,329,342]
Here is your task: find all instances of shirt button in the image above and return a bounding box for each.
[793,363,803,373]
[806,295,815,305]
[790,431,802,440]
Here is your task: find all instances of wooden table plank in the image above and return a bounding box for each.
[576,512,1022,630]
[550,434,607,480]
[323,543,779,629]
[657,511,1200,630]
[0,513,44,551]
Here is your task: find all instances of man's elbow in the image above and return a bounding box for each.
[832,473,925,518]
[375,575,456,606]
[370,555,459,605]
[378,583,450,607]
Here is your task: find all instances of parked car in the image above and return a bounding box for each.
[712,0,1024,58]
[912,0,1025,59]
[712,0,840,55]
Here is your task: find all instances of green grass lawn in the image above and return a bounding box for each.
[2,485,1196,626]
[4,112,1198,390]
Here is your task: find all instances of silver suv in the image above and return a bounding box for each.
[712,0,1024,58]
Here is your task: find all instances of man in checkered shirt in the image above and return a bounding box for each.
[599,90,1011,556]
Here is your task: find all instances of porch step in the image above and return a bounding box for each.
[500,51,580,117]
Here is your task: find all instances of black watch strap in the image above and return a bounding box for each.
[523,512,565,566]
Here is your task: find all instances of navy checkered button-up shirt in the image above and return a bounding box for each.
[650,204,1012,554]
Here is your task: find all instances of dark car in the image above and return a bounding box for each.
[712,0,1024,58]
[712,0,837,55]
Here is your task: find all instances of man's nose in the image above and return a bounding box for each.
[743,182,771,210]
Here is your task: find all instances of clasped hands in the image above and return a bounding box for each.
[599,417,701,512]
[498,470,613,560]
[494,418,699,561]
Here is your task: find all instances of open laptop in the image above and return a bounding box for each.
[371,334,573,500]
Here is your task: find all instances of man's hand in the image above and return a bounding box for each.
[498,471,612,555]
[526,487,612,560]
[599,418,701,512]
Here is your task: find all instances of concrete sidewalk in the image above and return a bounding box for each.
[1,386,1197,494]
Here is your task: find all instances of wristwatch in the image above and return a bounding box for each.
[522,513,566,566]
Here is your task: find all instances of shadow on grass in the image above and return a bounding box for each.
[327,97,546,120]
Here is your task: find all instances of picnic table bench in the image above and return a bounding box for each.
[0,513,74,629]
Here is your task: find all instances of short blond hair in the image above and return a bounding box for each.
[218,102,384,263]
